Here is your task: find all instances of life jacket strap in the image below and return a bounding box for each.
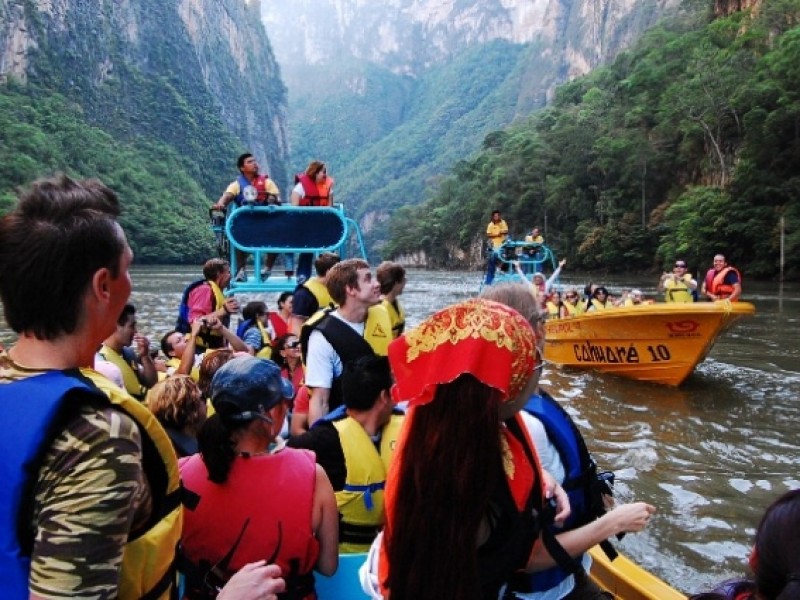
[342,481,385,510]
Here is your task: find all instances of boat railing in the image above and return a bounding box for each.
[214,203,368,294]
[482,240,558,287]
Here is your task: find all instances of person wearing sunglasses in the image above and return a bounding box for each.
[659,259,698,303]
[562,287,585,316]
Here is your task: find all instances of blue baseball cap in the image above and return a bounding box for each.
[210,356,294,423]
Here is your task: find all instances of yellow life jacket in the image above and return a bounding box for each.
[590,298,608,311]
[303,278,335,312]
[545,301,560,319]
[332,413,404,553]
[664,274,695,303]
[381,298,406,339]
[365,305,392,356]
[254,321,273,359]
[99,344,147,400]
[563,301,582,316]
[81,369,183,600]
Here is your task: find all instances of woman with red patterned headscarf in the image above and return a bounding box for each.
[362,299,569,600]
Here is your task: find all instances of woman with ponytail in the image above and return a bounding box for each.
[179,356,338,599]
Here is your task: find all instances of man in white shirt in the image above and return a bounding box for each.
[301,258,391,425]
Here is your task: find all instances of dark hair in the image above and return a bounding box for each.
[277,291,293,309]
[342,355,392,411]
[314,252,340,277]
[202,258,229,281]
[384,375,503,599]
[754,488,800,600]
[272,333,298,369]
[117,303,136,327]
[376,261,406,295]
[198,413,242,484]
[242,300,267,321]
[0,174,125,339]
[326,258,369,306]
[161,330,179,357]
[237,152,253,170]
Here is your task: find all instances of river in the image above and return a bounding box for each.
[2,265,798,596]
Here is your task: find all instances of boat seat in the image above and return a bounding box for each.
[315,552,369,599]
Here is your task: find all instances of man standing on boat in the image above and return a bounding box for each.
[300,259,391,426]
[701,254,742,302]
[523,226,545,274]
[658,259,697,302]
[212,152,282,281]
[485,209,509,284]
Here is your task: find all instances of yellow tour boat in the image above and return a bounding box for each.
[587,546,686,599]
[543,301,756,386]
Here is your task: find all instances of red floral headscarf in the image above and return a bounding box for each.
[388,298,538,407]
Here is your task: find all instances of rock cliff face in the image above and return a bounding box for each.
[0,0,289,191]
[261,0,683,253]
[715,0,762,17]
[264,0,680,94]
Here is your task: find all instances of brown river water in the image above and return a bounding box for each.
[2,265,798,595]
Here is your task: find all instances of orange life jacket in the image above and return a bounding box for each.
[705,266,741,300]
[295,173,334,206]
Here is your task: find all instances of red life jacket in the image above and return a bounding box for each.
[180,448,320,599]
[295,173,334,206]
[705,266,741,300]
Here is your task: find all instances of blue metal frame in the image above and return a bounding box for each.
[217,203,368,294]
[480,240,557,290]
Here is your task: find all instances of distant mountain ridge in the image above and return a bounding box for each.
[262,0,682,255]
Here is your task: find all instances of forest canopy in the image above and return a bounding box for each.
[385,1,800,279]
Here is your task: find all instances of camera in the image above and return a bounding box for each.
[597,471,615,496]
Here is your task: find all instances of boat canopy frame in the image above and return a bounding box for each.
[210,203,368,294]
[482,240,558,289]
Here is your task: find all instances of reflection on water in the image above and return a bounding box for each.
[1,266,798,594]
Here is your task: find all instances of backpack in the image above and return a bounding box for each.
[175,279,207,334]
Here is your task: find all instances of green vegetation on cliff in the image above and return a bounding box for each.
[0,0,287,263]
[386,1,800,279]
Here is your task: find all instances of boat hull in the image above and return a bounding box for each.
[543,302,756,386]
[314,547,686,599]
[588,546,686,600]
